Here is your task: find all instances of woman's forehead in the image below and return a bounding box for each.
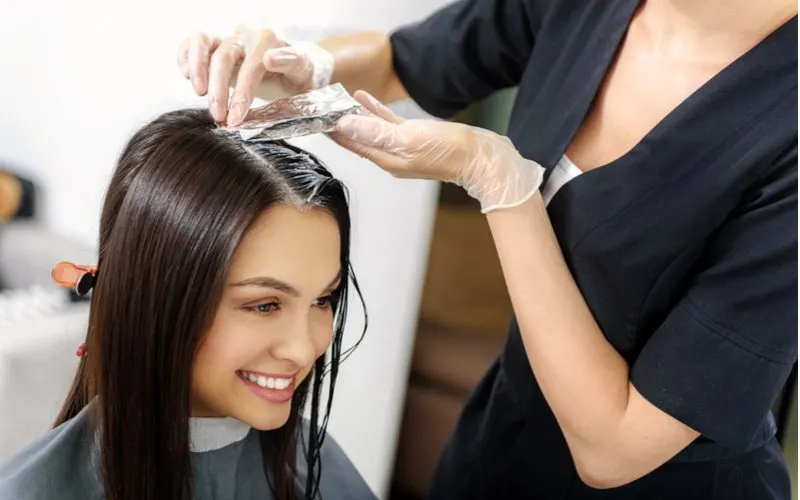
[226,205,341,292]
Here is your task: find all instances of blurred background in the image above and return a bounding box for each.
[0,2,796,500]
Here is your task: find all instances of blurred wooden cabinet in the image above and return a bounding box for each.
[418,193,512,341]
[391,184,512,499]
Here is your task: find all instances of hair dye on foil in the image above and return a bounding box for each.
[224,83,362,141]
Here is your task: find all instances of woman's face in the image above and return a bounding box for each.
[191,203,341,430]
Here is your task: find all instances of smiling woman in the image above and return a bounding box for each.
[0,109,374,500]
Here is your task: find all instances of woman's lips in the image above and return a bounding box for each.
[237,370,297,404]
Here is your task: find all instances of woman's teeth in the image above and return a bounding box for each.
[240,371,292,390]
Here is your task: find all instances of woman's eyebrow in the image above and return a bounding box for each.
[231,270,342,296]
[230,276,300,297]
[325,270,343,291]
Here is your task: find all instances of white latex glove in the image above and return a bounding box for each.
[177,25,334,126]
[332,91,545,213]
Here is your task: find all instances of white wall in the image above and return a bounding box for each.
[0,0,454,497]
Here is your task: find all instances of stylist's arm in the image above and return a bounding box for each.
[332,92,700,487]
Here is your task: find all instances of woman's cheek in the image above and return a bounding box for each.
[312,317,335,357]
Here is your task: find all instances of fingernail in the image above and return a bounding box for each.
[228,100,247,126]
[193,76,206,94]
[265,53,297,70]
[271,53,297,63]
[208,96,223,121]
[367,93,382,109]
[335,115,358,138]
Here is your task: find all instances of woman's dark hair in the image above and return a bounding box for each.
[53,108,365,500]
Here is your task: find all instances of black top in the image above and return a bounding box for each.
[391,1,798,499]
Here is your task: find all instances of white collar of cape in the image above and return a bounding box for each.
[77,401,251,454]
[189,416,252,452]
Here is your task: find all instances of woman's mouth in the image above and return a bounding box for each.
[237,370,297,404]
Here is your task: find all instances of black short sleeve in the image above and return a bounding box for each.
[631,152,798,451]
[389,0,547,118]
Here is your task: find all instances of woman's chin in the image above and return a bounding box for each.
[236,405,293,431]
[246,416,291,431]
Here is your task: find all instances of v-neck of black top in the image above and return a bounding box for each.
[507,2,798,252]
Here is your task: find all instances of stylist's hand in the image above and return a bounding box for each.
[177,25,334,126]
[333,91,545,213]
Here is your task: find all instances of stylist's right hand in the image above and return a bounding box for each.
[177,26,334,126]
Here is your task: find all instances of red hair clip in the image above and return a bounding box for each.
[52,261,97,297]
[52,261,96,358]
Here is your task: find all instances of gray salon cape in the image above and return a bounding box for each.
[0,405,376,499]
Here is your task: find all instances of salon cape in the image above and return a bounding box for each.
[0,404,376,499]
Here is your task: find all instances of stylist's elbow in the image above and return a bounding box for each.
[575,463,628,490]
[571,448,643,490]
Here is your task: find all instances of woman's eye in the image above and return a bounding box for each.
[250,302,280,315]
[314,296,333,310]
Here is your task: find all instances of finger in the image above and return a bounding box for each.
[352,90,403,124]
[262,45,313,88]
[187,32,219,95]
[207,34,246,123]
[335,114,406,151]
[330,133,443,180]
[263,46,302,72]
[228,29,284,126]
[328,133,407,172]
[177,38,191,79]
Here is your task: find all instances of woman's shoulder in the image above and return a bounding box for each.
[0,407,103,500]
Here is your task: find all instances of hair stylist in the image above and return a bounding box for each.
[178,1,798,498]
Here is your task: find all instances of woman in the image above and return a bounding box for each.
[0,109,375,500]
[180,0,797,498]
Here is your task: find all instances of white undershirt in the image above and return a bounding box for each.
[189,416,251,453]
[541,155,583,206]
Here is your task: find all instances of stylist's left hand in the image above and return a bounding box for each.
[332,91,545,213]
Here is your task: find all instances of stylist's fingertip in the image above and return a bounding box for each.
[353,91,401,123]
[354,90,379,108]
[335,115,358,137]
[226,112,241,127]
[228,101,248,127]
[208,96,223,122]
[193,76,207,95]
[364,92,382,108]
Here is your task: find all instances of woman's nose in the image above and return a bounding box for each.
[271,314,320,367]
